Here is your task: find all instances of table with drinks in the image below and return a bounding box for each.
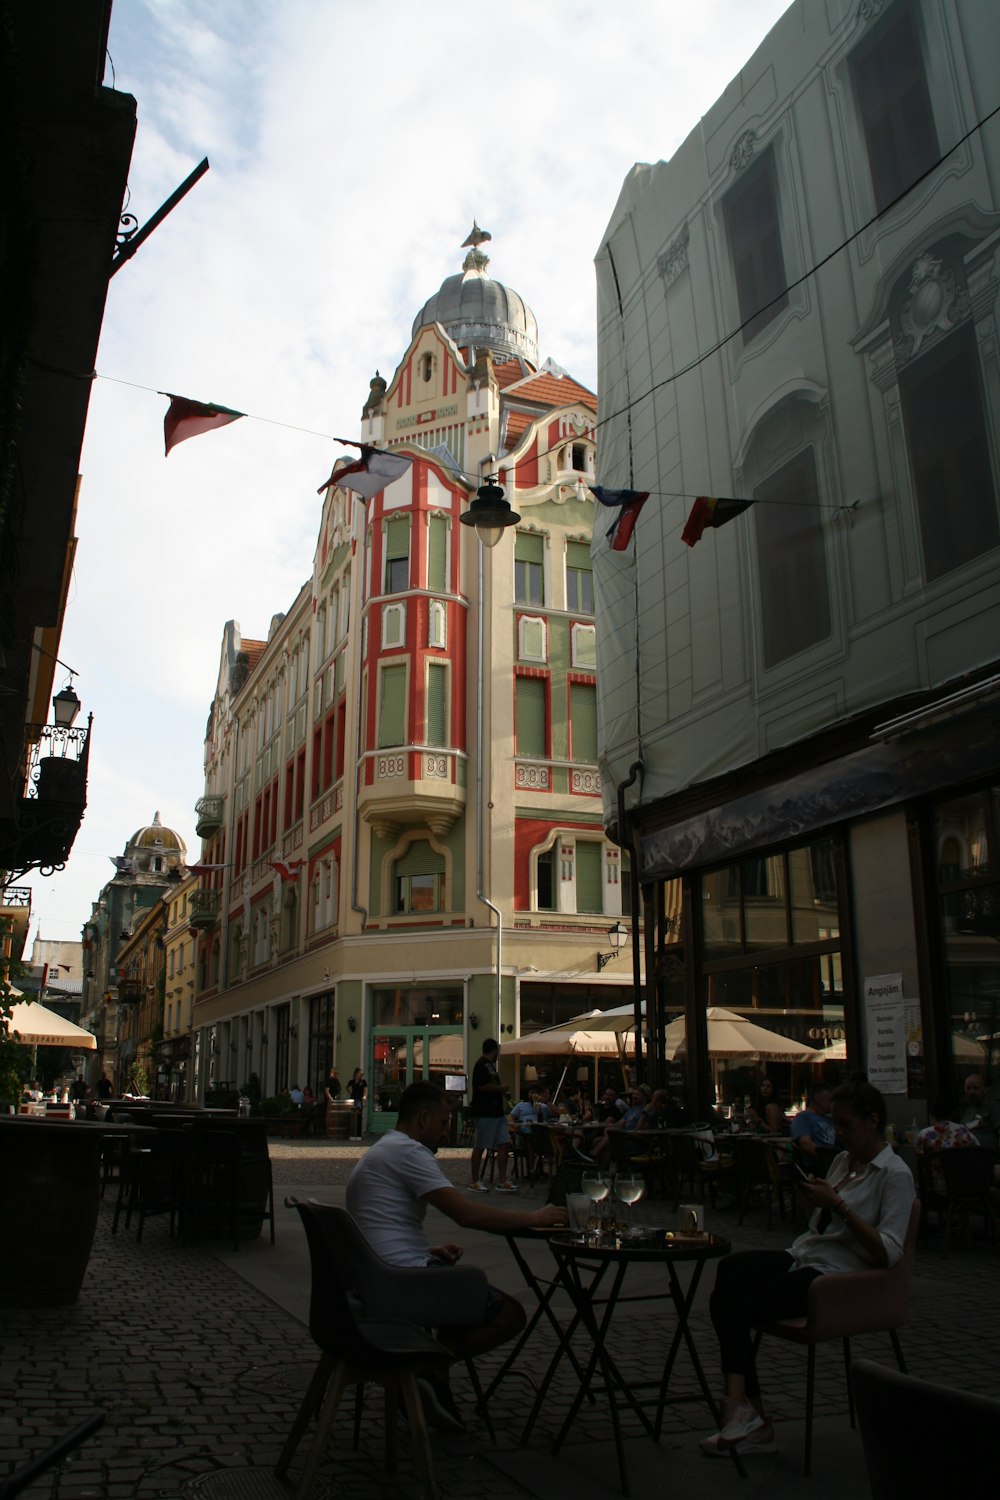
[503,1169,740,1494]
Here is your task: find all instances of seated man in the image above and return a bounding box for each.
[288,1082,305,1107]
[959,1073,1000,1150]
[591,1085,652,1169]
[508,1089,543,1167]
[596,1086,627,1124]
[346,1081,565,1428]
[790,1083,836,1160]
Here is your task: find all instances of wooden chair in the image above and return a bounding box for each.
[751,1199,921,1474]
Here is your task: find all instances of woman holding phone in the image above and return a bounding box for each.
[699,1075,914,1457]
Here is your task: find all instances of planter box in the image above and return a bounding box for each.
[0,1117,104,1306]
[264,1117,305,1138]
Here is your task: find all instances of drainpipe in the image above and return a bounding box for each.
[351,500,372,934]
[475,458,502,1030]
[616,760,644,1081]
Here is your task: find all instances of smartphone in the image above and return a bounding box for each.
[792,1160,813,1181]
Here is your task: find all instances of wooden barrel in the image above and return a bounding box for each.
[0,1118,103,1306]
[326,1102,353,1139]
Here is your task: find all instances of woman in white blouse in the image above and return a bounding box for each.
[700,1075,915,1457]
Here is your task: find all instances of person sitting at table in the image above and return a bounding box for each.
[916,1097,976,1196]
[590,1086,652,1168]
[508,1089,543,1165]
[596,1086,627,1124]
[288,1082,305,1107]
[959,1073,1000,1150]
[636,1087,682,1131]
[346,1081,565,1428]
[745,1078,787,1135]
[698,1075,915,1458]
[790,1082,835,1159]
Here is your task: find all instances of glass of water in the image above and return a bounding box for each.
[581,1170,611,1232]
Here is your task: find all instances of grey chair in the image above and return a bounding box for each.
[275,1200,490,1498]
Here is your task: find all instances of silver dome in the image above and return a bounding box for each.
[412,248,539,366]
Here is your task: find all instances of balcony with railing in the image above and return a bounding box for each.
[188,888,221,929]
[195,794,225,838]
[0,717,92,879]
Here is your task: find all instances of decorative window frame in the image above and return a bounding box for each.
[518,613,547,663]
[570,622,596,668]
[428,599,447,649]
[381,600,407,651]
[380,828,452,917]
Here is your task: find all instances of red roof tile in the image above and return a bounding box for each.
[241,640,266,672]
[506,370,597,412]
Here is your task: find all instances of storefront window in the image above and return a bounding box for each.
[698,835,846,1097]
[931,786,1000,1092]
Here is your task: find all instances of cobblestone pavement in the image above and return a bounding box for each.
[1,1139,997,1500]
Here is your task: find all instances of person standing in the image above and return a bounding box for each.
[323,1067,341,1135]
[468,1039,516,1194]
[959,1074,1000,1149]
[347,1065,367,1140]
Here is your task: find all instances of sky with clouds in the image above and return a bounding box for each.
[26,0,791,946]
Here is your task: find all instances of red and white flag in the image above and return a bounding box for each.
[163,394,244,456]
[270,859,305,883]
[317,444,412,500]
[183,862,230,877]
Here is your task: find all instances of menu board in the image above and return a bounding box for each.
[864,973,906,1095]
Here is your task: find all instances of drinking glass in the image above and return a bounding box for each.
[581,1170,611,1231]
[615,1173,645,1235]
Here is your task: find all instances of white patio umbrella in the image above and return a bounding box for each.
[397,1035,466,1071]
[5,1000,97,1050]
[497,1028,635,1057]
[662,1007,821,1063]
[566,1002,642,1033]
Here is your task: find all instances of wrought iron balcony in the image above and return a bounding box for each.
[0,716,92,879]
[195,794,225,837]
[188,888,221,928]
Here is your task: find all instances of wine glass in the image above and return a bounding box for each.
[615,1173,645,1236]
[581,1171,611,1232]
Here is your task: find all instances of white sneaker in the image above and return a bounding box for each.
[700,1421,776,1457]
[718,1399,765,1445]
[494,1181,519,1193]
[468,1181,490,1193]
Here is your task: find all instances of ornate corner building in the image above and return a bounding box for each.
[188,236,639,1121]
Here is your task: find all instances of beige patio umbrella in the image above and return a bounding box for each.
[662,1007,821,1063]
[566,1002,642,1033]
[5,1000,97,1050]
[498,1028,635,1057]
[399,1035,467,1071]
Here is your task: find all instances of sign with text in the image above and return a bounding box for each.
[864,973,906,1094]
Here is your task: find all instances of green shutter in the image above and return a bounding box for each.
[569,682,597,762]
[576,842,603,914]
[378,664,406,747]
[426,663,446,746]
[385,516,410,559]
[516,677,546,757]
[566,541,591,570]
[514,531,544,563]
[427,516,447,591]
[395,840,444,877]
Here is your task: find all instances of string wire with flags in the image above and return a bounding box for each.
[270,859,305,882]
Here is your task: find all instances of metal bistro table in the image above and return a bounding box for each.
[542,1230,741,1495]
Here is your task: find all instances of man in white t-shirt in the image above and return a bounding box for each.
[346,1081,564,1426]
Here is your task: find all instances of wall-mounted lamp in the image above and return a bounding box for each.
[347,1016,357,1033]
[596,920,629,972]
[288,1024,298,1040]
[469,1013,479,1031]
[458,475,521,549]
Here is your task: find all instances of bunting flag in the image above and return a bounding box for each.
[163,394,244,456]
[182,862,230,877]
[682,495,753,547]
[270,858,305,883]
[109,855,136,874]
[590,486,650,551]
[317,445,412,500]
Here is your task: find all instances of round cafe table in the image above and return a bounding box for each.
[540,1230,739,1494]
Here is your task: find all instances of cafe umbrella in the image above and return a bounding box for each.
[5,1000,97,1050]
[661,1007,822,1062]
